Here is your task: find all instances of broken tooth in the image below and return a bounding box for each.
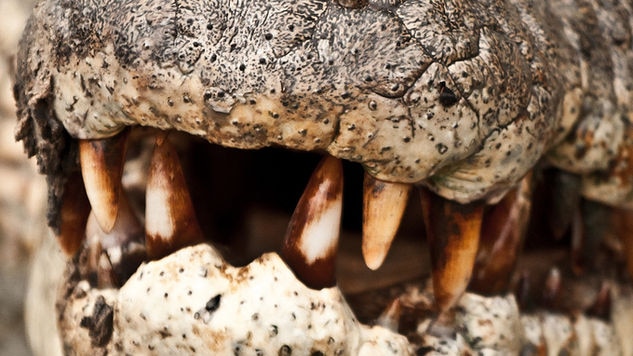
[469,175,532,295]
[420,188,483,313]
[79,129,129,233]
[281,155,343,290]
[362,174,411,270]
[57,172,91,255]
[145,133,205,259]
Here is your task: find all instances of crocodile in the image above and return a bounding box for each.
[13,0,633,354]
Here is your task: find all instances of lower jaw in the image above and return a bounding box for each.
[48,240,633,354]
[35,127,633,354]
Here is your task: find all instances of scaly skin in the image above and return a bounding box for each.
[12,0,633,354]
[18,0,626,230]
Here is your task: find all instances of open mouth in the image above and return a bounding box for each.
[37,125,633,355]
[13,0,633,354]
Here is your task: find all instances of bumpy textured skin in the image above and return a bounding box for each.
[12,0,633,220]
[57,244,412,355]
[55,244,633,354]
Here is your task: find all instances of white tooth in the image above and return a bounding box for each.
[298,199,342,264]
[145,133,204,259]
[362,174,411,270]
[145,186,175,240]
[281,156,343,289]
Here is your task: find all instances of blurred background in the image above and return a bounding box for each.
[0,1,44,355]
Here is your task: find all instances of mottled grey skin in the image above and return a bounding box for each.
[13,0,633,230]
[547,0,633,209]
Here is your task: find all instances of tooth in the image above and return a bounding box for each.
[362,174,411,270]
[79,129,129,232]
[85,191,146,287]
[586,282,611,321]
[281,156,343,289]
[145,133,204,259]
[420,188,483,313]
[375,298,402,332]
[83,223,104,285]
[57,172,91,255]
[542,267,562,309]
[469,175,532,295]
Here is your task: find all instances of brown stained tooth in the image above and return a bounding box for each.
[79,129,130,233]
[57,172,91,255]
[420,188,484,314]
[469,175,532,295]
[362,173,411,270]
[85,191,146,288]
[145,133,205,259]
[586,282,611,321]
[281,156,343,290]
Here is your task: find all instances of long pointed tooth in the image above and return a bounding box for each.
[362,174,411,270]
[145,133,204,259]
[469,175,532,295]
[79,130,129,232]
[57,172,91,255]
[281,156,343,290]
[420,188,483,313]
[85,191,146,287]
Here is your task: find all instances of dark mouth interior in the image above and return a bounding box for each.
[119,128,431,317]
[139,129,429,262]
[116,128,615,323]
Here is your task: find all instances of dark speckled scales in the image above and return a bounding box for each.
[13,0,633,230]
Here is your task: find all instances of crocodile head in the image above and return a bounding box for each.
[13,0,633,354]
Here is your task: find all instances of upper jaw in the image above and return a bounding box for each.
[15,0,554,209]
